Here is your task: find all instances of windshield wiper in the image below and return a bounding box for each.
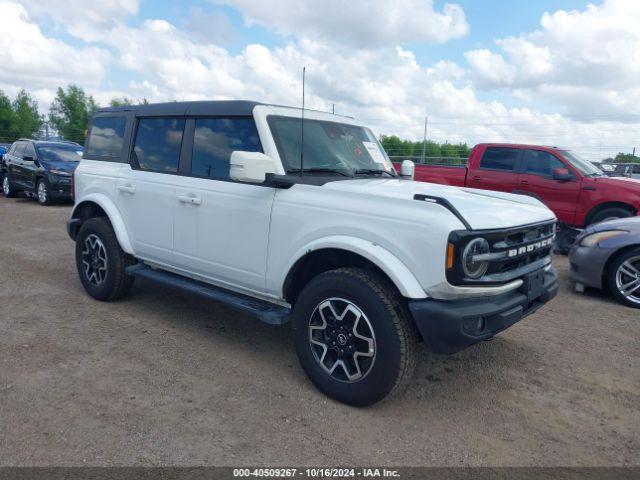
[289,168,351,177]
[354,168,395,177]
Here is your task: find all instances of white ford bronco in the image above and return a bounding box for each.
[68,101,558,406]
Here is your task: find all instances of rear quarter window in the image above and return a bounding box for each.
[86,116,127,159]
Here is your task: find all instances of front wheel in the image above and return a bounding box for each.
[292,268,418,406]
[75,217,135,301]
[607,249,640,308]
[36,179,53,205]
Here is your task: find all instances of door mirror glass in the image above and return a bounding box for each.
[552,167,572,181]
[230,151,277,183]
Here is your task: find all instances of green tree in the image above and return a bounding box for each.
[110,97,149,107]
[380,135,404,159]
[423,141,441,158]
[613,152,639,163]
[11,89,41,139]
[440,142,458,158]
[48,85,98,143]
[0,90,13,142]
[109,97,134,107]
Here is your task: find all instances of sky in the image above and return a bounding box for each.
[0,0,638,161]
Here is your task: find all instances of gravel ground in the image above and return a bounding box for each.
[0,195,638,467]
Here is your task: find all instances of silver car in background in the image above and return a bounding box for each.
[570,217,640,308]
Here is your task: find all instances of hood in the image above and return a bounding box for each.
[589,175,640,189]
[322,179,555,230]
[586,216,640,234]
[45,160,79,173]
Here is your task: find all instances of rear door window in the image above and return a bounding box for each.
[12,142,26,159]
[522,150,567,178]
[86,116,127,159]
[191,118,262,179]
[133,118,185,173]
[479,147,520,172]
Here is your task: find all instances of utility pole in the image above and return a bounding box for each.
[332,103,335,114]
[421,116,428,163]
[633,146,636,156]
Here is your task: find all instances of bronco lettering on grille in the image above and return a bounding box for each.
[507,237,554,258]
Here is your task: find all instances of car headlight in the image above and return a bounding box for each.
[49,169,71,176]
[462,237,490,279]
[579,230,627,247]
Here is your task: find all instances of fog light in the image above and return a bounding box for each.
[462,316,486,336]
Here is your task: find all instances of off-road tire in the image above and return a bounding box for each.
[292,267,418,406]
[75,217,135,301]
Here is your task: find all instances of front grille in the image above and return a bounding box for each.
[447,220,556,286]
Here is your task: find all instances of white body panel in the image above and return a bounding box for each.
[172,175,275,293]
[71,106,556,304]
[116,165,175,264]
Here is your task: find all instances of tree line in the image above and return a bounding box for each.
[0,85,146,145]
[379,135,471,161]
[1,86,637,165]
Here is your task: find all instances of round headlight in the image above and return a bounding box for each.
[462,238,490,279]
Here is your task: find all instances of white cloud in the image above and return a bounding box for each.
[2,0,638,161]
[0,2,109,97]
[211,0,469,47]
[17,0,140,41]
[465,0,640,115]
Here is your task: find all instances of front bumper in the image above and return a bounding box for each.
[568,244,611,290]
[47,174,72,198]
[408,266,558,354]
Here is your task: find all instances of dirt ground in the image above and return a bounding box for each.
[0,195,638,467]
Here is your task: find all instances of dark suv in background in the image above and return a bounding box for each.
[2,139,83,205]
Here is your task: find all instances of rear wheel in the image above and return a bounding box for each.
[589,207,633,225]
[292,267,418,406]
[607,249,640,308]
[2,173,17,198]
[75,217,135,301]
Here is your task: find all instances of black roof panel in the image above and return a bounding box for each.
[95,100,264,117]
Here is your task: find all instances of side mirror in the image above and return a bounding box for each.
[22,156,35,162]
[552,167,572,182]
[400,160,415,180]
[230,151,278,183]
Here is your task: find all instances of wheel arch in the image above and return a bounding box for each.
[585,201,636,225]
[69,194,134,254]
[281,236,426,304]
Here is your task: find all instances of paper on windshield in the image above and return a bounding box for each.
[362,141,388,168]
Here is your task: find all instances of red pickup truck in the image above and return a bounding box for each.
[404,143,640,228]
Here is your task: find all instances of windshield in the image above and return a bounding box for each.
[268,116,395,176]
[560,150,603,176]
[37,145,84,163]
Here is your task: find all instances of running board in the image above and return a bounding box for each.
[125,264,290,325]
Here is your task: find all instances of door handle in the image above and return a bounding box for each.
[117,184,136,194]
[177,194,202,206]
[520,180,529,185]
[472,176,481,181]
